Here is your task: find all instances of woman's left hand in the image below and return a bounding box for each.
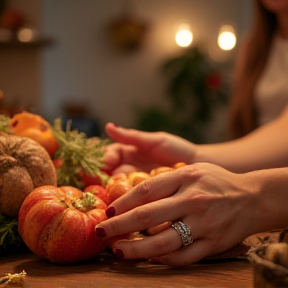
[95,163,258,266]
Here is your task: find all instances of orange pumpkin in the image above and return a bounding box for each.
[9,112,58,157]
[18,185,108,264]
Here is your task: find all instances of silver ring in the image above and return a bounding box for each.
[171,221,193,247]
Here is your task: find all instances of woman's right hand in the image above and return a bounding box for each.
[104,123,197,173]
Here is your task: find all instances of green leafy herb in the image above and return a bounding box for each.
[52,118,110,188]
[0,115,12,133]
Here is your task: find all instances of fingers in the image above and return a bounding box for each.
[152,239,213,266]
[144,221,172,236]
[96,196,183,238]
[98,208,215,266]
[107,165,199,216]
[96,167,200,239]
[108,225,212,266]
[104,131,159,171]
[105,122,161,151]
[103,143,123,170]
[103,142,136,170]
[107,170,182,216]
[113,227,183,260]
[104,143,152,172]
[105,123,196,170]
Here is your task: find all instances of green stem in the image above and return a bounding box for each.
[71,192,97,212]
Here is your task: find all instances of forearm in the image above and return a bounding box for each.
[250,167,288,234]
[194,109,288,173]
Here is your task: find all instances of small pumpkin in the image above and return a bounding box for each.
[0,132,57,217]
[18,185,107,264]
[9,112,58,157]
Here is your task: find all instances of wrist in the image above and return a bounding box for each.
[193,144,210,163]
[248,168,288,234]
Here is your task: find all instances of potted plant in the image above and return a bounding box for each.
[134,46,229,143]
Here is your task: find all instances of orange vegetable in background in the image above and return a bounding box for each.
[79,169,110,188]
[106,179,132,204]
[9,112,58,157]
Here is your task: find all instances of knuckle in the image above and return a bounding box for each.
[129,240,142,258]
[134,205,154,227]
[154,131,168,139]
[153,234,173,256]
[107,218,121,235]
[134,179,153,200]
[185,191,210,211]
[179,164,202,180]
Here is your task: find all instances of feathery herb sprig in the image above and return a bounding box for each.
[52,119,110,188]
[0,214,25,254]
[0,115,12,133]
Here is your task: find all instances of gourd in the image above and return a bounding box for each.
[0,132,57,217]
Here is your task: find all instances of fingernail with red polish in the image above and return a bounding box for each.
[114,249,124,259]
[95,227,106,238]
[106,206,116,218]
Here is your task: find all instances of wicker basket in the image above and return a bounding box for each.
[249,230,288,288]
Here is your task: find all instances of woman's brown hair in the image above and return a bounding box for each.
[228,0,277,139]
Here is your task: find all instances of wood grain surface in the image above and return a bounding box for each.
[0,251,253,288]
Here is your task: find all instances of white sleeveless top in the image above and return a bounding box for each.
[254,36,288,126]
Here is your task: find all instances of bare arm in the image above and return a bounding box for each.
[104,105,288,174]
[195,105,288,172]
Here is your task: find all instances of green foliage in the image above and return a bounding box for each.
[0,114,12,133]
[0,214,25,254]
[52,119,110,188]
[134,46,229,143]
[134,106,195,140]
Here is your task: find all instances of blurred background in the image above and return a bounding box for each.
[0,0,252,143]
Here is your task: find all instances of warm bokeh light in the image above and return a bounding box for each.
[217,25,236,50]
[17,27,34,42]
[175,23,193,47]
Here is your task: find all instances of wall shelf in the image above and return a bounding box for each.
[0,37,55,49]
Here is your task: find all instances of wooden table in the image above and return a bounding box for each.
[0,251,254,288]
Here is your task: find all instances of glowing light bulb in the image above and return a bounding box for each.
[17,28,34,42]
[175,23,193,47]
[217,25,236,50]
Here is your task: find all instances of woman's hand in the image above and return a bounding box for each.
[104,123,197,173]
[95,163,259,266]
